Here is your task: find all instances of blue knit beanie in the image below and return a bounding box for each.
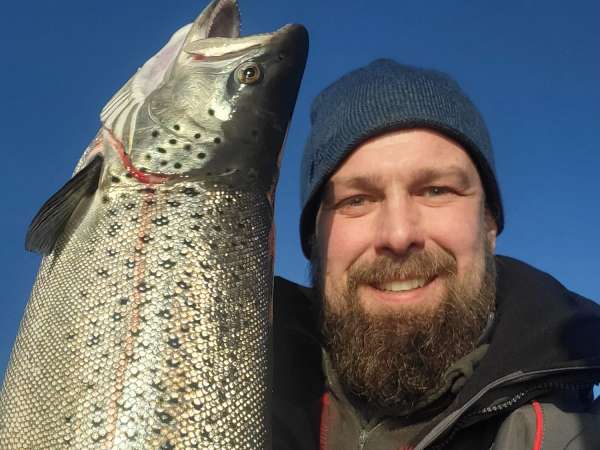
[299,58,503,258]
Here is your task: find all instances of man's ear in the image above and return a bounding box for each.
[484,209,498,252]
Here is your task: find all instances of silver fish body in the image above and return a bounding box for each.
[0,0,308,448]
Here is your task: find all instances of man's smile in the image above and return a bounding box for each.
[360,275,440,307]
[377,277,430,292]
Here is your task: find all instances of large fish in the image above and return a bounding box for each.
[0,0,307,448]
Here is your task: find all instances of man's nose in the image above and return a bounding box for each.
[373,196,425,257]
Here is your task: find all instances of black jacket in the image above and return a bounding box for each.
[273,256,600,449]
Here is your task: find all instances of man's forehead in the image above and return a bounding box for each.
[328,165,475,187]
[326,129,481,185]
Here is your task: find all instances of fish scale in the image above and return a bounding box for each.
[0,183,272,449]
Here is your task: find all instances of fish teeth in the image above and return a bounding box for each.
[379,278,426,292]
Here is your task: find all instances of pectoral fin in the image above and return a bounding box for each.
[25,155,104,255]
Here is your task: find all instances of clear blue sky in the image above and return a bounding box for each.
[1,0,599,379]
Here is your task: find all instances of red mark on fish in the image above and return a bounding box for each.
[103,127,170,185]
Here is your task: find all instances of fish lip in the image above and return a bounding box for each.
[271,23,309,45]
[274,23,307,35]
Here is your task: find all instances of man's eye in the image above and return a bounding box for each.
[423,186,453,197]
[336,195,370,209]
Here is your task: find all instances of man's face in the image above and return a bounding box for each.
[313,128,497,409]
[316,128,496,315]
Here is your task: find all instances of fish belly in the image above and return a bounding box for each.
[0,181,272,449]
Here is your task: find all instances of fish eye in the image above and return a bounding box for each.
[236,62,262,84]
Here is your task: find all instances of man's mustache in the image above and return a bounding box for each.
[347,249,458,287]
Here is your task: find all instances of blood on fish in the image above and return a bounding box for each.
[103,127,170,185]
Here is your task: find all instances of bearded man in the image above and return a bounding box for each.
[273,59,600,450]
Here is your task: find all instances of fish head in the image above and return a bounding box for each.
[102,0,308,190]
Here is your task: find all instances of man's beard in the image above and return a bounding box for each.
[312,245,496,411]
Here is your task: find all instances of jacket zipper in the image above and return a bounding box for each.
[358,429,368,450]
[429,381,591,449]
[358,420,387,450]
[413,366,600,450]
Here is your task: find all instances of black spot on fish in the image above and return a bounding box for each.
[107,248,118,256]
[166,358,179,368]
[152,130,159,137]
[174,162,182,169]
[168,337,180,348]
[190,224,201,232]
[184,144,192,150]
[157,147,166,154]
[182,238,195,249]
[184,187,198,197]
[159,259,176,269]
[112,312,122,321]
[167,200,181,208]
[152,216,169,226]
[125,202,136,210]
[97,268,109,278]
[213,225,222,232]
[145,154,152,160]
[177,280,190,290]
[150,381,166,397]
[102,196,110,204]
[214,137,221,144]
[160,161,167,166]
[197,152,206,159]
[125,173,132,178]
[160,440,175,450]
[158,309,172,319]
[111,176,120,183]
[140,234,153,244]
[192,398,203,410]
[201,430,211,441]
[108,223,122,237]
[169,139,177,145]
[136,282,150,293]
[119,297,129,305]
[208,108,215,115]
[87,335,100,346]
[125,259,135,269]
[194,133,201,139]
[140,167,148,172]
[173,124,180,131]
